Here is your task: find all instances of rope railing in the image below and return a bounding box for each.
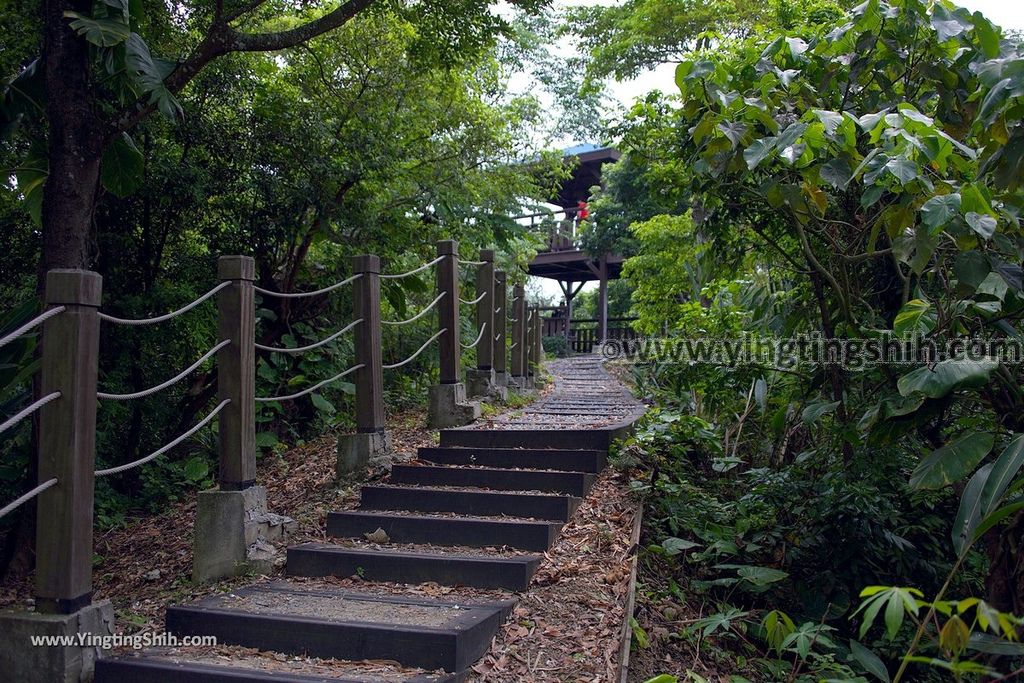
[255,319,362,354]
[0,392,61,436]
[382,293,446,327]
[0,478,58,520]
[254,273,361,299]
[0,306,66,351]
[99,282,229,326]
[461,323,488,350]
[95,399,230,477]
[383,328,446,370]
[16,243,536,599]
[97,340,230,401]
[380,256,445,280]
[255,364,364,403]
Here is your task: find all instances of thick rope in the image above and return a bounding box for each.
[255,319,362,354]
[0,392,61,436]
[95,400,230,477]
[511,342,519,349]
[99,282,229,326]
[0,306,66,351]
[0,478,58,520]
[460,259,487,267]
[460,292,487,306]
[380,256,445,280]
[382,293,446,326]
[461,323,488,349]
[383,329,446,369]
[254,273,361,299]
[255,364,364,403]
[97,340,230,401]
[494,306,502,315]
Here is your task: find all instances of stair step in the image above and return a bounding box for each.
[163,583,512,673]
[440,427,622,451]
[96,655,454,682]
[418,446,606,473]
[287,542,541,590]
[360,484,580,521]
[390,465,595,497]
[327,511,561,551]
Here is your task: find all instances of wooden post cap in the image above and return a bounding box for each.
[44,270,102,306]
[218,256,255,281]
[437,240,458,256]
[480,249,494,262]
[352,254,380,274]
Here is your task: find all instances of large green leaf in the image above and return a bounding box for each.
[931,4,972,42]
[978,434,1024,516]
[919,193,960,233]
[893,299,935,336]
[100,132,144,197]
[909,432,994,490]
[125,34,182,120]
[801,400,840,424]
[897,357,999,398]
[743,137,777,170]
[850,640,891,682]
[63,11,129,46]
[965,212,996,239]
[953,463,992,555]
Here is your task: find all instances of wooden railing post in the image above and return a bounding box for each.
[337,254,390,475]
[475,250,494,372]
[35,269,102,614]
[532,308,542,372]
[428,241,479,427]
[352,255,384,434]
[436,240,460,384]
[511,284,526,381]
[493,271,508,386]
[217,256,256,490]
[526,307,536,379]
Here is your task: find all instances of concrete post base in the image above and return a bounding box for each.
[428,383,480,428]
[0,599,114,682]
[466,368,507,401]
[465,368,494,398]
[337,430,392,479]
[509,375,534,392]
[193,485,296,582]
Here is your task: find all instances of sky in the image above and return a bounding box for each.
[532,0,1024,303]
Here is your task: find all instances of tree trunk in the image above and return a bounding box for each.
[40,0,103,277]
[985,512,1023,615]
[6,0,104,582]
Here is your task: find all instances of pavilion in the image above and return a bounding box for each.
[524,144,625,342]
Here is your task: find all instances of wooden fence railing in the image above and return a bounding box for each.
[0,240,542,615]
[541,315,640,354]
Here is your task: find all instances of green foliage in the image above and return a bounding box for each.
[564,0,851,81]
[0,8,560,521]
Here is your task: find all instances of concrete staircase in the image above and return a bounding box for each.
[96,356,643,682]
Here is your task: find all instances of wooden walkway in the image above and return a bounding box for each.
[96,356,644,682]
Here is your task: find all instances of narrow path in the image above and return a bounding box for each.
[97,356,644,682]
